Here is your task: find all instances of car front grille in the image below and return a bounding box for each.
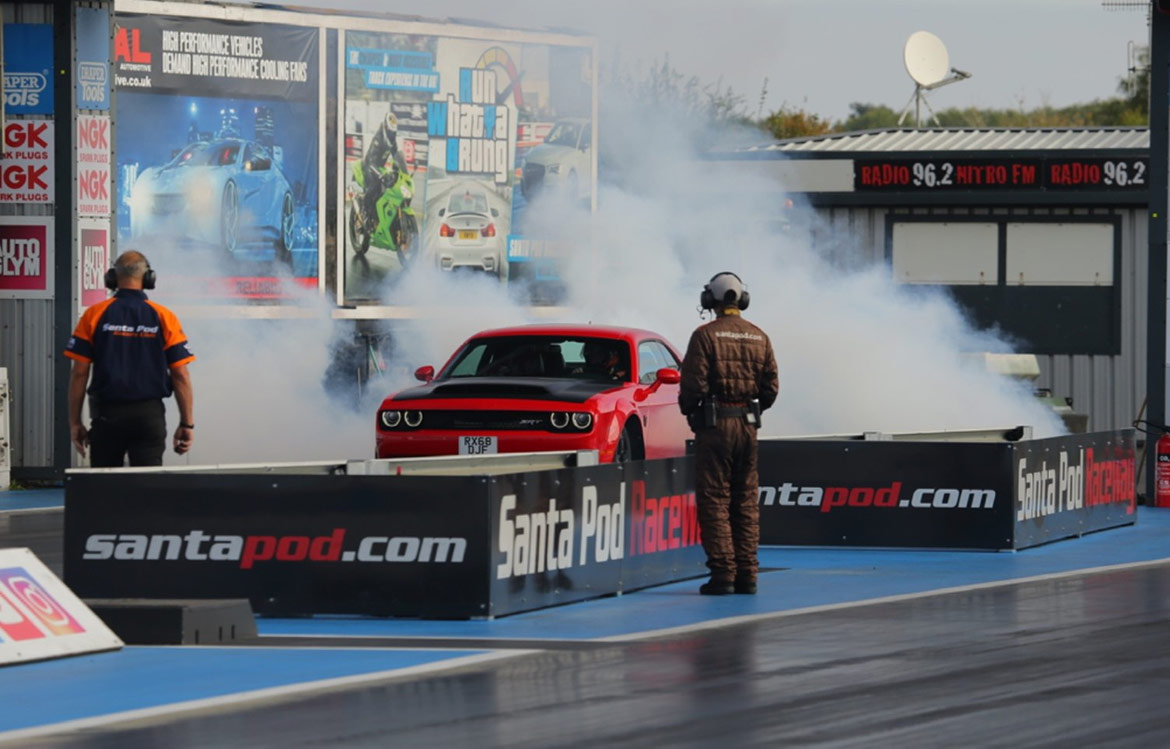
[522,163,545,192]
[419,410,555,431]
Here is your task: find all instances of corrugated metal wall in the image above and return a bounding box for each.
[806,204,1146,435]
[1,1,57,472]
[0,301,56,467]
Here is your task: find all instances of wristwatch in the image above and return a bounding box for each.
[179,422,194,429]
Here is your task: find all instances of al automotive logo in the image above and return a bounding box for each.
[83,528,467,568]
[496,480,701,579]
[759,482,997,512]
[1016,446,1135,520]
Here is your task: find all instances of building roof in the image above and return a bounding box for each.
[735,127,1149,154]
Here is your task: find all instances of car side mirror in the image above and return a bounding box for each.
[438,208,445,217]
[491,208,499,217]
[247,157,271,171]
[634,368,680,401]
[414,365,434,383]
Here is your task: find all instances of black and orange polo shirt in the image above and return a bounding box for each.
[64,289,195,403]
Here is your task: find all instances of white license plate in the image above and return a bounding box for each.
[459,436,497,455]
[458,230,478,240]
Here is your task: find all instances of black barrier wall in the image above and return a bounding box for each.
[756,429,1137,550]
[64,459,706,618]
[1012,430,1136,549]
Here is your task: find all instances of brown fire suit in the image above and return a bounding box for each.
[679,309,779,584]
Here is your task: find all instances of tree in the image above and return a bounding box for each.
[760,104,833,139]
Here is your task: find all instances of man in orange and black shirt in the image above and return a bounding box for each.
[64,251,195,467]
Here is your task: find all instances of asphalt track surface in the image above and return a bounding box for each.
[2,490,1168,748]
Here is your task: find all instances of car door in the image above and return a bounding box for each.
[635,339,689,458]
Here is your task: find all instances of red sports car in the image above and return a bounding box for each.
[375,324,690,462]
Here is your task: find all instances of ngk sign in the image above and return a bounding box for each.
[0,218,53,299]
[78,116,111,217]
[0,120,54,204]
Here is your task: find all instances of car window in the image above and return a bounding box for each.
[449,190,488,214]
[653,340,680,368]
[545,122,580,147]
[440,335,630,381]
[638,341,664,384]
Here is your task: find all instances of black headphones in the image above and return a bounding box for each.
[700,271,750,311]
[105,257,156,290]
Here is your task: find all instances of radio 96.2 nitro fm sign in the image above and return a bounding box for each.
[855,157,1149,192]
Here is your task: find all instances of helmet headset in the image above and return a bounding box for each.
[105,254,157,290]
[700,271,750,311]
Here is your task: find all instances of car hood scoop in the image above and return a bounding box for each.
[391,377,617,403]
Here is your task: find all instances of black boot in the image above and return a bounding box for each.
[699,578,734,595]
[734,577,757,595]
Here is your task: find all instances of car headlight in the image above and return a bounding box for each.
[571,412,592,430]
[403,410,423,428]
[380,410,401,428]
[547,164,561,174]
[550,412,569,430]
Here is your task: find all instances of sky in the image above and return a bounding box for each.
[319,0,1151,122]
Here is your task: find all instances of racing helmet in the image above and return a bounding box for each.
[583,341,617,368]
[384,110,399,133]
[700,271,750,311]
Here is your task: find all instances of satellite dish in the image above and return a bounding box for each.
[904,31,949,87]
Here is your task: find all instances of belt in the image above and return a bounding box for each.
[720,400,750,407]
[716,406,749,417]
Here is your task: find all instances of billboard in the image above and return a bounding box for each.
[2,24,54,116]
[0,217,54,300]
[0,120,54,204]
[76,7,112,111]
[342,31,593,303]
[113,14,321,301]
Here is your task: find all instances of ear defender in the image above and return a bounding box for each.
[701,272,749,311]
[104,261,157,290]
[104,267,118,290]
[142,264,157,290]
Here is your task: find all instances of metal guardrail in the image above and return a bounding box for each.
[64,449,600,478]
[766,426,1033,443]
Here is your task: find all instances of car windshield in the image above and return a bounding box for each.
[173,143,240,167]
[441,335,631,382]
[543,122,583,147]
[447,190,488,214]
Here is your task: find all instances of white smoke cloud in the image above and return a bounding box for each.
[151,17,1064,467]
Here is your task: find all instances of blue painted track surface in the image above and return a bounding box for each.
[1,487,1167,740]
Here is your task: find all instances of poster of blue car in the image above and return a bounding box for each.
[113,15,319,301]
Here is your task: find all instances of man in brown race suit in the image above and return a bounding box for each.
[679,272,779,595]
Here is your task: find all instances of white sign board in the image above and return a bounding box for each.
[0,548,123,667]
[0,120,54,204]
[77,115,112,217]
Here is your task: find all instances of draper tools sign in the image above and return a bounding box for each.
[76,7,111,110]
[2,24,54,116]
[0,121,54,204]
[0,217,53,300]
[114,14,320,301]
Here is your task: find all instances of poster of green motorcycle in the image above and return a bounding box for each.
[341,29,593,304]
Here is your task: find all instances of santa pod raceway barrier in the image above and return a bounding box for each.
[62,454,707,619]
[755,428,1138,550]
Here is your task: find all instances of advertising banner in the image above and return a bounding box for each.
[1012,430,1136,549]
[78,115,112,217]
[78,217,112,309]
[342,31,593,303]
[76,7,112,111]
[64,459,704,618]
[65,473,492,618]
[0,120,54,204]
[114,14,320,301]
[0,217,54,300]
[490,458,706,616]
[2,24,54,116]
[756,439,1016,549]
[0,548,123,667]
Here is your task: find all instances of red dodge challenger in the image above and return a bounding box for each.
[375,324,690,462]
